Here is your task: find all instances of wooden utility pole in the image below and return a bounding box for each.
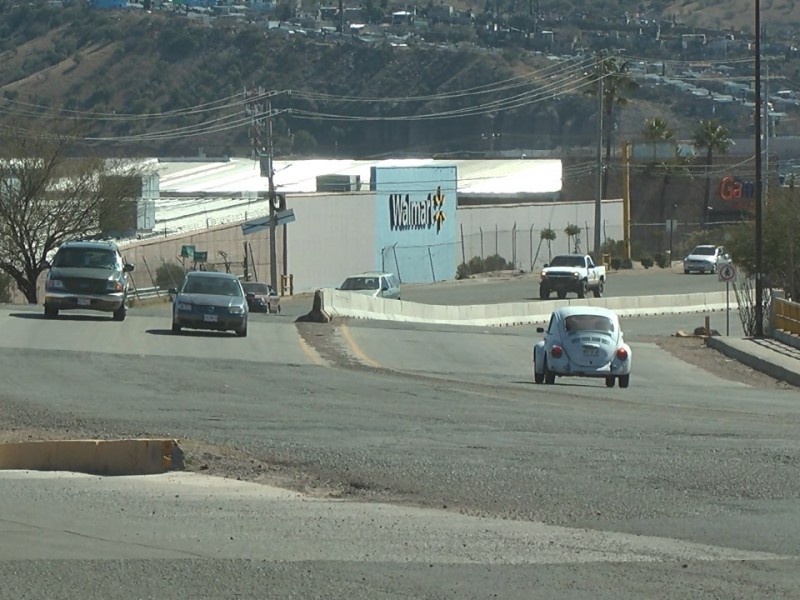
[593,54,604,261]
[622,141,631,261]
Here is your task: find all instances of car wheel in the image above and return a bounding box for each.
[544,358,556,385]
[684,269,690,274]
[533,350,544,384]
[44,305,59,319]
[710,264,717,274]
[605,376,615,388]
[236,324,248,338]
[112,305,126,322]
[577,280,588,299]
[618,374,630,388]
[556,290,567,299]
[539,286,550,300]
[171,321,182,334]
[593,282,604,298]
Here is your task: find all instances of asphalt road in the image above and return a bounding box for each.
[1,292,797,599]
[400,264,728,306]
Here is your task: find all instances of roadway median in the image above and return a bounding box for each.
[312,289,738,327]
[0,438,184,476]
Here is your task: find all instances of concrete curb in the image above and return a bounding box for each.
[705,337,800,388]
[319,289,739,327]
[0,439,184,476]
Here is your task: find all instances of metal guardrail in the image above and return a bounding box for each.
[132,286,163,300]
[774,297,800,335]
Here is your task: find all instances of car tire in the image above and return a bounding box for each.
[577,280,588,299]
[593,282,604,298]
[171,321,182,334]
[544,358,556,385]
[44,305,58,319]
[618,374,630,388]
[684,269,690,274]
[605,376,615,388]
[539,286,550,300]
[236,324,248,338]
[556,290,567,299]
[112,305,126,322]
[533,350,544,384]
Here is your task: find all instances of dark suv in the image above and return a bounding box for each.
[41,241,134,321]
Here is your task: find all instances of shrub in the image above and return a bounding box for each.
[467,256,485,274]
[640,256,654,269]
[155,261,186,289]
[483,254,512,271]
[610,257,622,271]
[0,272,12,303]
[653,252,670,268]
[621,258,634,270]
[456,263,471,280]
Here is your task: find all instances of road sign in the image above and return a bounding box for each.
[241,209,296,236]
[180,245,195,259]
[665,219,678,232]
[718,263,737,282]
[193,251,208,263]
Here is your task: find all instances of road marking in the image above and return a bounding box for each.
[296,332,328,367]
[339,323,382,369]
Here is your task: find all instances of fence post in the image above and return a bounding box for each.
[495,223,499,256]
[529,224,534,271]
[460,224,466,265]
[142,256,161,296]
[512,223,517,269]
[428,247,436,282]
[480,227,484,259]
[392,243,402,283]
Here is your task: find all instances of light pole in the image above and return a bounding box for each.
[755,0,764,337]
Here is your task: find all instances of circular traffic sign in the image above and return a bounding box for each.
[718,263,737,282]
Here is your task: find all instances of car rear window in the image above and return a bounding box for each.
[341,277,379,291]
[565,315,614,333]
[53,248,117,269]
[242,283,269,294]
[691,247,716,255]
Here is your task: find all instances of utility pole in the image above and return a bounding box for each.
[593,53,604,261]
[764,58,770,200]
[755,0,764,337]
[621,141,631,261]
[244,86,278,290]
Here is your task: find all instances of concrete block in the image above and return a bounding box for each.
[0,439,184,476]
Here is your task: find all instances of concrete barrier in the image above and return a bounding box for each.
[0,439,184,476]
[320,289,739,327]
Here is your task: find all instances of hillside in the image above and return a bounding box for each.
[0,3,791,159]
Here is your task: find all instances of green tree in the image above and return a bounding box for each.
[540,227,556,262]
[0,128,149,303]
[586,57,638,198]
[564,223,581,253]
[726,186,800,300]
[641,117,674,163]
[692,119,733,224]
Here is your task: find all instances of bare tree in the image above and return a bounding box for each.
[0,131,148,303]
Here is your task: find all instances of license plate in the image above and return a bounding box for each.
[203,314,218,323]
[77,298,91,306]
[582,347,599,357]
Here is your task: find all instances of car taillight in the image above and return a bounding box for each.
[551,345,563,359]
[616,348,628,360]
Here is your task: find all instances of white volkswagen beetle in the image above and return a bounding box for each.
[533,306,632,388]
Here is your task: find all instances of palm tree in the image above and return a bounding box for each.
[585,57,639,198]
[641,117,674,163]
[692,119,733,224]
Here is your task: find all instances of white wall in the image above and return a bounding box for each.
[287,191,377,292]
[456,199,624,271]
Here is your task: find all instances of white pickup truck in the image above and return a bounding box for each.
[539,254,606,300]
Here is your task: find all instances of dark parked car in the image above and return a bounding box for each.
[41,240,134,321]
[241,281,281,313]
[170,271,248,337]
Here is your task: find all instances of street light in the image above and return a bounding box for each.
[754,0,764,337]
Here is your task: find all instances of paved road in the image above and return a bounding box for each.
[1,303,798,598]
[400,265,728,306]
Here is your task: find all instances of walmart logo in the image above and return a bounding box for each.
[389,187,447,234]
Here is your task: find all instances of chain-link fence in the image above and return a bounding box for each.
[630,220,746,263]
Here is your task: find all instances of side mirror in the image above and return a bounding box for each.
[38,260,51,270]
[124,264,135,272]
[381,285,389,292]
[168,288,177,296]
[543,263,549,268]
[246,292,256,300]
[536,327,545,333]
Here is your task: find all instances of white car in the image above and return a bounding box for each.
[683,245,730,274]
[533,306,632,388]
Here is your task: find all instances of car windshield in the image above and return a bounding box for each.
[549,255,585,268]
[564,314,615,333]
[53,248,117,269]
[242,282,270,295]
[182,276,242,297]
[691,246,716,256]
[340,276,379,291]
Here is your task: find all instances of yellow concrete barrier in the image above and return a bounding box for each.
[0,439,184,476]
